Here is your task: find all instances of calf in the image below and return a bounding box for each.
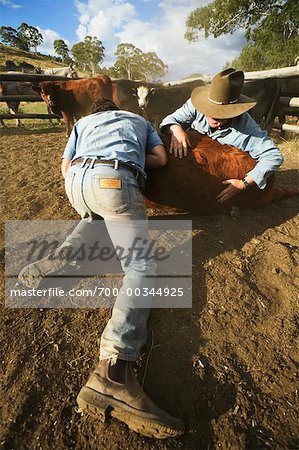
[33,76,113,136]
[112,79,158,115]
[144,130,298,214]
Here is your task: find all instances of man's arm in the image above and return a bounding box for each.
[231,114,284,190]
[61,159,71,178]
[216,114,283,203]
[159,99,198,158]
[61,124,78,178]
[145,121,167,168]
[145,145,167,168]
[159,98,197,133]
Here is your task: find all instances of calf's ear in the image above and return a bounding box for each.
[131,88,137,96]
[194,150,206,166]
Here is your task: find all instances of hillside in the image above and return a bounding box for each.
[0,43,72,72]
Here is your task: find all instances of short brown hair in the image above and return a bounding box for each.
[91,98,119,114]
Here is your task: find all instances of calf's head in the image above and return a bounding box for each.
[32,82,58,108]
[132,85,155,109]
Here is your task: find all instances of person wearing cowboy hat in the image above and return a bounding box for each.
[160,68,283,204]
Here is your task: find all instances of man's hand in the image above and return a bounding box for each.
[169,125,191,158]
[216,179,246,204]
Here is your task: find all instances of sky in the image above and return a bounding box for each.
[0,0,247,80]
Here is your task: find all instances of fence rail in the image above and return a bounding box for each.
[0,113,61,120]
[279,97,299,107]
[0,73,71,82]
[0,73,68,123]
[0,71,299,133]
[0,95,42,102]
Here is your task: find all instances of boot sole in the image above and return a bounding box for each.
[77,386,184,439]
[18,256,68,288]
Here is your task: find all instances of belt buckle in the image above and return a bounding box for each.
[114,160,119,170]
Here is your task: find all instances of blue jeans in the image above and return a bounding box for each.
[64,162,156,362]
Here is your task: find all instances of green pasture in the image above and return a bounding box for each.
[0,100,63,131]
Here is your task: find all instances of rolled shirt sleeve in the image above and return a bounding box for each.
[243,133,284,189]
[230,115,284,189]
[159,99,197,133]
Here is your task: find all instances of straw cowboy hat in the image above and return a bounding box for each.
[191,68,257,119]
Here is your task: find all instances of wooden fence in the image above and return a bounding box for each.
[0,73,71,123]
[273,77,299,135]
[1,69,299,134]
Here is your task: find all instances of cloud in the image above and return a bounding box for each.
[74,0,246,80]
[36,27,71,57]
[74,0,138,66]
[0,0,22,9]
[75,0,136,41]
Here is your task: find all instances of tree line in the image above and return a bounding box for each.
[1,1,297,80]
[0,24,168,81]
[56,38,168,81]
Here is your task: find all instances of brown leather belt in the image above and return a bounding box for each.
[71,158,140,179]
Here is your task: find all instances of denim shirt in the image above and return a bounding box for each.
[63,110,163,178]
[160,98,284,189]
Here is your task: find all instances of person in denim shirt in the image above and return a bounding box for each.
[19,98,185,439]
[160,68,283,203]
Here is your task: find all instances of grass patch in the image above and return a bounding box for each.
[0,101,63,130]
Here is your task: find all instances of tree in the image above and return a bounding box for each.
[71,36,105,74]
[54,39,70,62]
[113,43,168,81]
[0,23,43,52]
[138,52,168,81]
[0,26,24,49]
[185,0,299,70]
[18,23,43,52]
[114,43,143,79]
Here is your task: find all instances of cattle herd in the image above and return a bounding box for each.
[0,66,282,134]
[1,66,298,213]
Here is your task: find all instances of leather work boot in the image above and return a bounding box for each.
[18,245,73,289]
[77,359,185,439]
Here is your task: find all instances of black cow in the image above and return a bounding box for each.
[132,79,206,128]
[242,78,281,132]
[112,79,158,116]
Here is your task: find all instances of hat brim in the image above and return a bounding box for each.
[191,86,257,119]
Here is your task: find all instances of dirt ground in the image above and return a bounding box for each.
[0,123,299,450]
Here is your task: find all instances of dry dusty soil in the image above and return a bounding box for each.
[0,123,299,450]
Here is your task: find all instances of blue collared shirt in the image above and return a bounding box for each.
[160,98,284,189]
[63,110,163,178]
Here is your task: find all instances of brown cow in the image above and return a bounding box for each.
[32,76,113,136]
[144,130,299,214]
